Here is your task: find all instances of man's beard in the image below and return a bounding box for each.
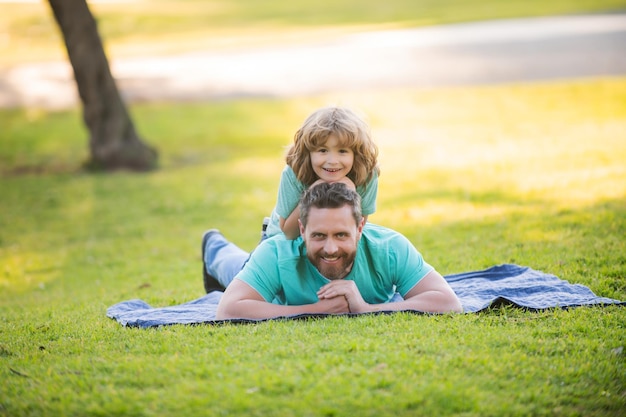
[307,250,356,280]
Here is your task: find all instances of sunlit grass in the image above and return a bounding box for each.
[1,77,624,292]
[313,79,626,223]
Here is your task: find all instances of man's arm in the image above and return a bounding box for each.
[216,279,351,320]
[399,269,463,313]
[317,270,463,314]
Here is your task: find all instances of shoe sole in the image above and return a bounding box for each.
[201,230,226,293]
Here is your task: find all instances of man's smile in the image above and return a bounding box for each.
[321,254,341,262]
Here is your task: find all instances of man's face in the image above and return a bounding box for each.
[299,205,364,280]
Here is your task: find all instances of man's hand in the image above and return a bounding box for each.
[217,279,352,320]
[316,270,463,314]
[315,295,351,314]
[317,280,370,313]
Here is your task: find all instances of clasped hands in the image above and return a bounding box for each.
[316,280,369,314]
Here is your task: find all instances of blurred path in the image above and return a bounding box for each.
[1,13,625,109]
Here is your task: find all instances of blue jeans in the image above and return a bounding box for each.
[203,232,267,289]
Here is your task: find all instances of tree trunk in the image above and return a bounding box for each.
[48,0,158,171]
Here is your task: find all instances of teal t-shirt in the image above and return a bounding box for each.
[265,165,378,238]
[236,223,433,305]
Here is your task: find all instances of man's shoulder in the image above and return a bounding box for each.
[360,224,411,254]
[362,223,405,242]
[242,236,305,286]
[258,234,304,258]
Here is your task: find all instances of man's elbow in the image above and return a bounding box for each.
[426,290,463,314]
[215,300,241,320]
[445,293,463,313]
[449,298,463,313]
[215,304,229,320]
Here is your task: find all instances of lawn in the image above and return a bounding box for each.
[1,78,624,416]
[1,0,626,416]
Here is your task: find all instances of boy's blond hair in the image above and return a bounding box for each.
[285,107,380,187]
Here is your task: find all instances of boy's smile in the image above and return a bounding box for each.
[311,134,354,183]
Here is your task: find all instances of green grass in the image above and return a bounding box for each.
[1,310,624,416]
[1,0,625,64]
[1,77,625,416]
[2,3,625,415]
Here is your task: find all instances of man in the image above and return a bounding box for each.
[207,182,462,320]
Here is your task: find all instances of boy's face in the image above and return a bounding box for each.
[310,134,354,183]
[299,204,364,280]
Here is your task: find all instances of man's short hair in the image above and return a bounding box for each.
[299,182,363,228]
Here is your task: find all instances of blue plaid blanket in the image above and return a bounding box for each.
[107,264,624,328]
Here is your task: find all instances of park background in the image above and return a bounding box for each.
[1,0,625,416]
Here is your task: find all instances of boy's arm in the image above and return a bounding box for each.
[279,206,301,239]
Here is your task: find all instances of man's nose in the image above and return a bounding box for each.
[324,238,338,254]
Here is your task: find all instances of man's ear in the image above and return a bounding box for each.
[357,216,365,235]
[298,219,305,237]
